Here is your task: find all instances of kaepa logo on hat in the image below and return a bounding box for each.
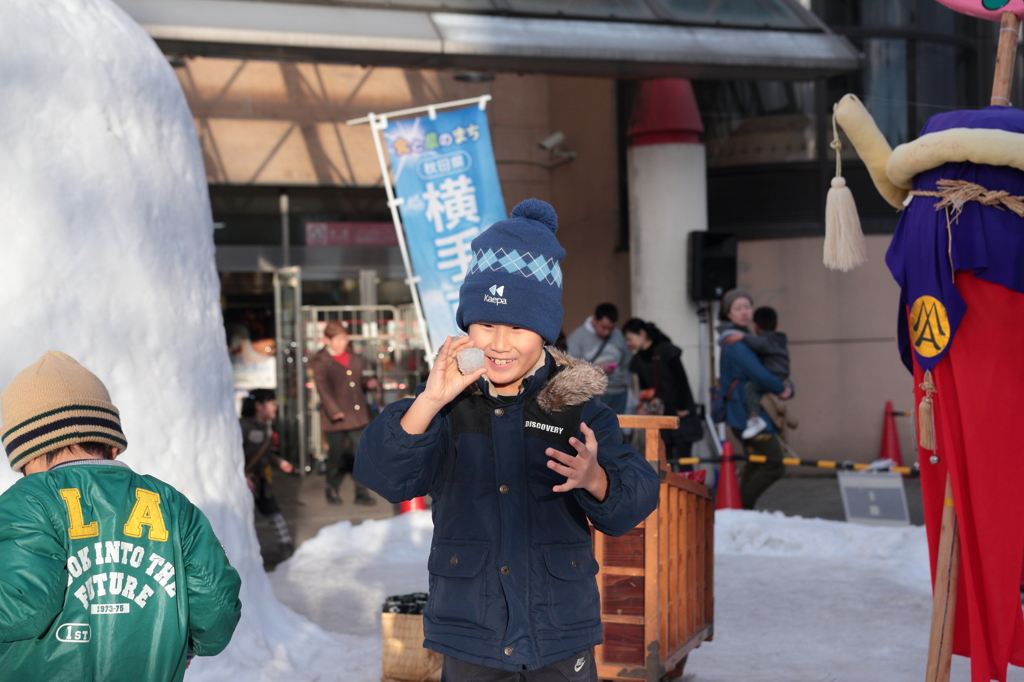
[484,284,507,305]
[456,199,565,343]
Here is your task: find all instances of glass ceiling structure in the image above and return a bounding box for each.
[305,0,815,29]
[297,0,810,30]
[115,0,859,80]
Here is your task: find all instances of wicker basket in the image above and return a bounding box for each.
[381,612,442,682]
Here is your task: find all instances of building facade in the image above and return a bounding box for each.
[115,0,997,462]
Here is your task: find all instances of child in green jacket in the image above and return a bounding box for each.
[0,351,242,682]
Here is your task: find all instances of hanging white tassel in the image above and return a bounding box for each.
[825,177,868,271]
[824,106,868,271]
[918,370,937,451]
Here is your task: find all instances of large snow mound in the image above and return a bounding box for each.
[0,1,339,679]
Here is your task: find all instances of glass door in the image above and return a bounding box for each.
[273,267,305,472]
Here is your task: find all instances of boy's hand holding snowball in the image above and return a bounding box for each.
[400,335,486,435]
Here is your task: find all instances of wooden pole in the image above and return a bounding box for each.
[925,476,961,682]
[991,11,1021,106]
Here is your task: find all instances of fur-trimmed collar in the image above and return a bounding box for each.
[537,348,609,412]
[466,348,608,413]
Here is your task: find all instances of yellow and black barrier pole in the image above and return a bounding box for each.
[676,454,918,477]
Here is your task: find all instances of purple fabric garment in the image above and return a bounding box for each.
[885,106,1024,372]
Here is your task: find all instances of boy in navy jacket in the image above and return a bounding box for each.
[356,200,659,682]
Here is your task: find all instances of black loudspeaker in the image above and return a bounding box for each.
[688,232,737,301]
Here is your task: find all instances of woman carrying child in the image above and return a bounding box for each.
[717,289,792,509]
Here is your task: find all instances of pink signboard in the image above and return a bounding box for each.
[933,0,1024,21]
[305,222,398,247]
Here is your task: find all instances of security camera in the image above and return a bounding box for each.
[498,131,575,168]
[538,131,565,152]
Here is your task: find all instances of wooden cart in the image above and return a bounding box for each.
[592,415,714,682]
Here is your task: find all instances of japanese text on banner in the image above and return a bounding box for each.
[384,106,506,351]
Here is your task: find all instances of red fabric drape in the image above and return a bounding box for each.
[913,272,1024,682]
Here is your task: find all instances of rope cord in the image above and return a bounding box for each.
[910,178,1024,218]
[909,179,1024,280]
[830,103,843,179]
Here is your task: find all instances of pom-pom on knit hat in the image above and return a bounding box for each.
[456,199,566,344]
[1,351,127,471]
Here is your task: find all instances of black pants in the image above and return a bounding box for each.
[324,428,368,495]
[662,430,694,473]
[441,650,596,682]
[730,427,785,510]
[253,476,281,515]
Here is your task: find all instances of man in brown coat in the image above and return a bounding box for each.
[311,321,378,505]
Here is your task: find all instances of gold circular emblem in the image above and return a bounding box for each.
[910,296,951,358]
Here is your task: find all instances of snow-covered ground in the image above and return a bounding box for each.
[692,510,933,681]
[269,509,1024,682]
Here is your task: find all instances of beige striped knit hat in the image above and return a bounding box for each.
[2,352,127,471]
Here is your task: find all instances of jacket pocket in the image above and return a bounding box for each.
[542,542,601,628]
[426,540,489,626]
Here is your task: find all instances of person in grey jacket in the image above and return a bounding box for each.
[566,303,632,413]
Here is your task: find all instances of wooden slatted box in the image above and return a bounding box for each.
[592,415,714,682]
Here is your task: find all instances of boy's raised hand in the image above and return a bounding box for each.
[401,335,486,435]
[545,422,609,502]
[421,335,487,405]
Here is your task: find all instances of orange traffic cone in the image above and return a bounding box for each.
[400,497,427,513]
[715,441,743,510]
[879,400,904,467]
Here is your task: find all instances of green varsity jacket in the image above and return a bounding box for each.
[0,459,242,682]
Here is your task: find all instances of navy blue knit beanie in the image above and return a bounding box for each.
[456,199,565,344]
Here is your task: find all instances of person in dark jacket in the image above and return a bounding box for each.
[622,318,700,465]
[240,388,295,560]
[355,200,659,682]
[717,290,793,509]
[311,320,378,505]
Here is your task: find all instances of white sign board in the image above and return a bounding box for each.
[837,471,910,527]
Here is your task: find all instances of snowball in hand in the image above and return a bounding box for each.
[456,347,485,375]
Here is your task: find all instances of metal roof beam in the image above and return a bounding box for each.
[115,0,860,80]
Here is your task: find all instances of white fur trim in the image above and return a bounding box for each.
[887,127,1024,188]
